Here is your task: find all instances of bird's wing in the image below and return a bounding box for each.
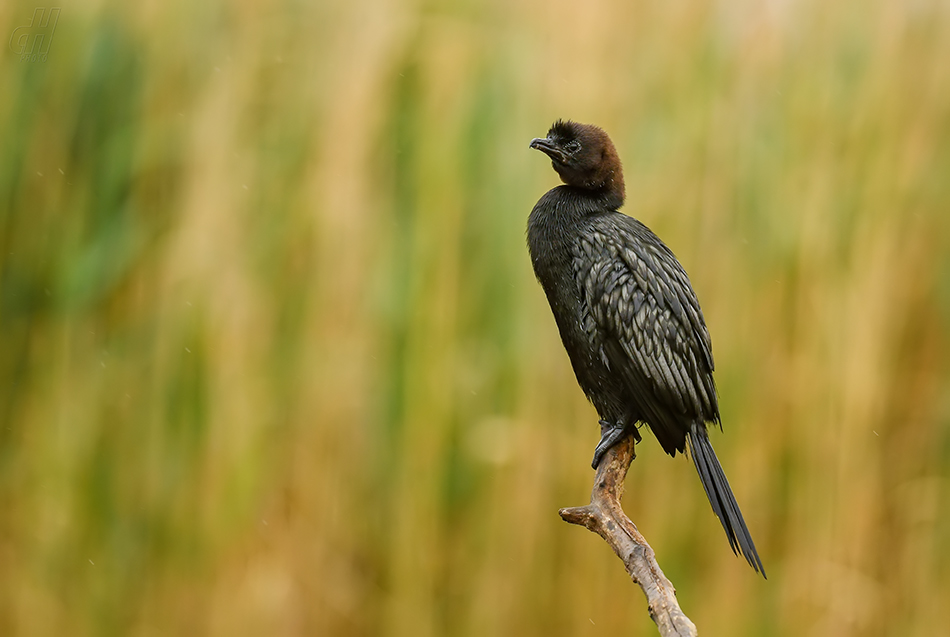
[573,214,718,451]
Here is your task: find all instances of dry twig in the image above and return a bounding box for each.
[559,431,698,636]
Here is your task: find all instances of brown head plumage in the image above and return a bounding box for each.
[530,120,625,203]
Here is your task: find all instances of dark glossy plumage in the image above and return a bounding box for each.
[528,120,765,576]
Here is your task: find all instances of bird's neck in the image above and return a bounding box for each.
[528,185,621,279]
[529,185,622,228]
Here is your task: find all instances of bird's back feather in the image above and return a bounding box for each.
[572,212,717,454]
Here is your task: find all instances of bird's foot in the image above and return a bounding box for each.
[592,419,639,469]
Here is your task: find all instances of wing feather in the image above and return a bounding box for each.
[573,213,719,451]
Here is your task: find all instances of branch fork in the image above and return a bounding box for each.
[559,432,698,636]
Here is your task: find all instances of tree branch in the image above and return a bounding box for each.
[559,432,698,636]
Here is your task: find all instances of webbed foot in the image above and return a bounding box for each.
[592,419,638,469]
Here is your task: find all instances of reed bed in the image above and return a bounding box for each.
[1,0,949,634]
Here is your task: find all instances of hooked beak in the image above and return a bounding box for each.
[530,137,565,162]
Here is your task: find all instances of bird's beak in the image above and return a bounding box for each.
[530,137,565,162]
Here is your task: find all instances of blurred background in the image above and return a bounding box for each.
[1,0,949,635]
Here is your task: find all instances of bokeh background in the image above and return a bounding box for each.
[2,0,949,635]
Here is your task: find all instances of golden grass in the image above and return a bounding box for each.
[1,0,949,634]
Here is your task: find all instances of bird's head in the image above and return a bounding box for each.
[530,120,625,203]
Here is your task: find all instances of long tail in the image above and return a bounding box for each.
[687,425,766,577]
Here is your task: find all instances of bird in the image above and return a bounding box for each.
[527,119,765,576]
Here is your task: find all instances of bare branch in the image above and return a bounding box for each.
[559,434,698,636]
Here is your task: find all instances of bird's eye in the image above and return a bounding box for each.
[565,140,582,154]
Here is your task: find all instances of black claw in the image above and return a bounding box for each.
[592,420,627,469]
[632,423,643,443]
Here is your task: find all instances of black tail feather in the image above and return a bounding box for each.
[687,425,766,578]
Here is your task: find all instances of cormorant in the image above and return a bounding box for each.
[528,119,765,576]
